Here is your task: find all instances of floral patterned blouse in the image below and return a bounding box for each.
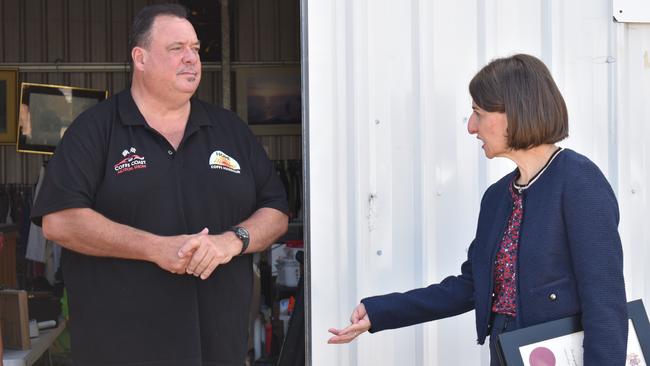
[491,180,524,316]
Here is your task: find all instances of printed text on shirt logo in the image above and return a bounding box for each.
[209,150,241,174]
[114,147,148,174]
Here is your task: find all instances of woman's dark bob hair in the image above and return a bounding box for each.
[469,54,568,150]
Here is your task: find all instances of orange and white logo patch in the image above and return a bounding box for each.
[209,150,241,174]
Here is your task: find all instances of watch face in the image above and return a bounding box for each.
[232,227,250,255]
[235,227,249,239]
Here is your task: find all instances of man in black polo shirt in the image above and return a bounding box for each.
[30,4,289,366]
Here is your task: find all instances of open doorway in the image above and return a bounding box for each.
[0,0,306,365]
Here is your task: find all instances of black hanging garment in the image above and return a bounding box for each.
[277,250,305,366]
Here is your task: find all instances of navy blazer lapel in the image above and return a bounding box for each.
[486,180,515,258]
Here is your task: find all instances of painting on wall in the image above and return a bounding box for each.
[16,83,108,155]
[236,67,301,136]
[0,69,18,145]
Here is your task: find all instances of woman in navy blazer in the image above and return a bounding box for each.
[328,54,628,365]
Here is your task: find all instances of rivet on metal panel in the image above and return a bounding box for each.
[376,250,382,256]
[368,193,378,232]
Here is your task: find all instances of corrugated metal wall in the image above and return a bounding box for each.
[234,0,300,61]
[0,0,300,184]
[305,0,650,365]
[0,0,172,183]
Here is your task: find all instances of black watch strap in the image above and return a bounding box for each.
[230,226,250,255]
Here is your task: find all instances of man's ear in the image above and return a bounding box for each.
[131,47,146,71]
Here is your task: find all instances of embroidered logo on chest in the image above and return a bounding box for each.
[114,147,147,175]
[209,150,240,174]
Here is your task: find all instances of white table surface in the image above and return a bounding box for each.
[3,319,66,366]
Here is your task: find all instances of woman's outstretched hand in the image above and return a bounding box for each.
[327,303,372,344]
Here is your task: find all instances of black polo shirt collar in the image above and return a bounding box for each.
[117,89,212,130]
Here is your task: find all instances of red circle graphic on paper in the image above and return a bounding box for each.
[529,347,556,366]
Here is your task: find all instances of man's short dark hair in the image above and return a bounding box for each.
[469,54,569,150]
[129,3,188,50]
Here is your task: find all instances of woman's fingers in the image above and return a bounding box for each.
[327,325,365,344]
[330,303,371,344]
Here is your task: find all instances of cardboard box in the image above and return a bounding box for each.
[0,289,31,350]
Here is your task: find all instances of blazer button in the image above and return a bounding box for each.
[549,293,558,301]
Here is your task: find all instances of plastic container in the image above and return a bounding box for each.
[276,258,300,287]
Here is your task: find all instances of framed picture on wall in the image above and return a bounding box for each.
[236,67,301,136]
[16,82,108,155]
[497,299,650,366]
[0,69,18,145]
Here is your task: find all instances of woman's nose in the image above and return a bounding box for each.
[467,114,478,134]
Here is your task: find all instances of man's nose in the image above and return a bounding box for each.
[183,48,199,63]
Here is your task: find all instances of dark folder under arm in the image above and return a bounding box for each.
[497,299,650,366]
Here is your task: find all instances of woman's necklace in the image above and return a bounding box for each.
[513,147,564,193]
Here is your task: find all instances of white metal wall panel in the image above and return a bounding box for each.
[617,23,650,308]
[423,2,484,365]
[306,0,650,365]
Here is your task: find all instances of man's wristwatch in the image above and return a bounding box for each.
[229,226,250,255]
